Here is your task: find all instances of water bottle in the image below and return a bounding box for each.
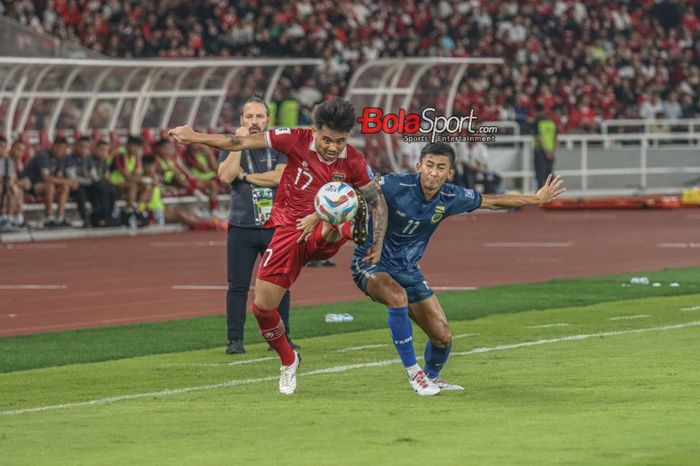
[630,276,649,285]
[324,313,354,323]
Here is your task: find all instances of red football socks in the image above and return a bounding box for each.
[252,304,295,365]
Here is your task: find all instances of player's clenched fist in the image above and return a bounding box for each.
[168,125,196,144]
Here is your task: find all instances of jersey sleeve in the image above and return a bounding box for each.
[217,150,228,164]
[264,127,302,158]
[378,173,401,198]
[447,186,482,216]
[348,156,376,189]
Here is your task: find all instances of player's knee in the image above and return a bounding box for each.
[383,284,408,308]
[433,326,452,347]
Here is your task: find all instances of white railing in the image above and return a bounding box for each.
[601,118,700,136]
[490,133,700,196]
[0,57,324,140]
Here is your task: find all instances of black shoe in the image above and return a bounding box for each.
[43,219,59,229]
[226,339,245,354]
[352,193,368,244]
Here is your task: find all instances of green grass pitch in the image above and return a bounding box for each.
[1,269,700,465]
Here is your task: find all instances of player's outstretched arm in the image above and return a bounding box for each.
[168,125,267,152]
[359,179,388,264]
[480,174,566,210]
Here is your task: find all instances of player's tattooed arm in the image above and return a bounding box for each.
[359,179,388,264]
[169,125,267,151]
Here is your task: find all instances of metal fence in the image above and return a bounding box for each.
[0,57,323,140]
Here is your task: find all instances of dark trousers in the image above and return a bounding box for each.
[73,182,118,226]
[227,225,291,342]
[534,148,555,189]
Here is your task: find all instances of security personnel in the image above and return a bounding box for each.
[217,95,297,354]
[532,104,558,189]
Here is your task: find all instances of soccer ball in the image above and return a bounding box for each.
[314,182,359,224]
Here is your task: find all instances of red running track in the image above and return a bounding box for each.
[1,208,699,337]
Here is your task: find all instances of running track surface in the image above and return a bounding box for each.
[2,208,699,337]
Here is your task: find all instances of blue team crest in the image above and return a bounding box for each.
[366,165,375,180]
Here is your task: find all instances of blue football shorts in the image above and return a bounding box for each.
[350,259,433,304]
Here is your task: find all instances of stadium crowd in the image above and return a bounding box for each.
[0,132,226,231]
[3,0,700,133]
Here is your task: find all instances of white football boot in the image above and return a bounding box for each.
[429,377,464,391]
[279,351,301,395]
[409,370,441,396]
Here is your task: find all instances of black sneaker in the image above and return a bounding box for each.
[352,193,368,244]
[57,219,71,228]
[43,219,59,229]
[225,339,245,354]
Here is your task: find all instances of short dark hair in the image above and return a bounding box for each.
[78,135,91,143]
[127,135,143,146]
[313,98,355,133]
[142,154,156,165]
[0,135,7,144]
[155,138,169,147]
[53,136,69,146]
[420,142,456,168]
[96,140,109,147]
[240,93,270,116]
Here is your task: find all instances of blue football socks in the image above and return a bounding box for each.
[387,307,417,369]
[424,341,451,379]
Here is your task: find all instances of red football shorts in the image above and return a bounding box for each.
[256,223,346,289]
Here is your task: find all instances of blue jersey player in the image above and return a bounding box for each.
[351,142,566,396]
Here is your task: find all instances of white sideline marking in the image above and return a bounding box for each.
[2,321,699,417]
[336,344,387,353]
[680,306,700,312]
[164,357,277,368]
[528,323,571,329]
[452,333,476,339]
[656,242,700,248]
[0,284,67,290]
[482,241,575,248]
[150,241,225,248]
[2,243,68,250]
[609,314,649,321]
[432,286,479,291]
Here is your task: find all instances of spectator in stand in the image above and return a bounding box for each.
[532,104,558,190]
[19,136,77,228]
[455,139,502,194]
[109,135,151,224]
[183,142,220,216]
[152,138,193,196]
[91,140,119,226]
[4,0,700,133]
[68,137,118,227]
[9,140,29,227]
[681,94,697,119]
[0,136,17,230]
[67,136,96,227]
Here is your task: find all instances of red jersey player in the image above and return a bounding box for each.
[170,98,388,394]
